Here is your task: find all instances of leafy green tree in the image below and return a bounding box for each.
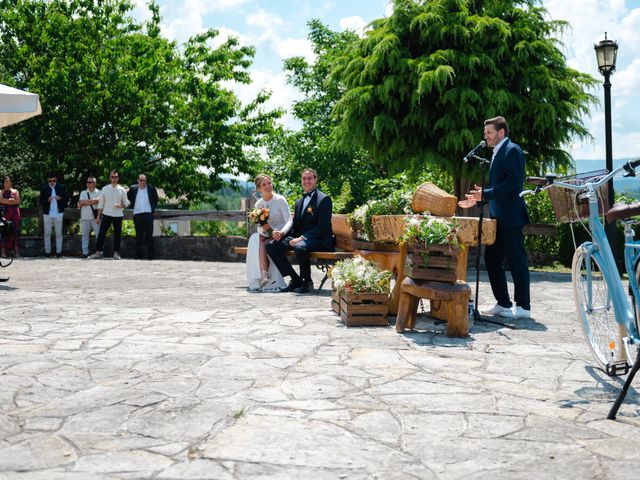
[0,0,280,202]
[331,0,598,198]
[265,20,384,211]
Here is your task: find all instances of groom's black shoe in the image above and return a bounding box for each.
[298,280,314,294]
[281,277,303,293]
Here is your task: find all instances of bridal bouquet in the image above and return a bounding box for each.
[248,207,270,226]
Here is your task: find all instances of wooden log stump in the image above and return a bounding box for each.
[396,277,471,337]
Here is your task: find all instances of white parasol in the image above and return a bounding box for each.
[0,83,42,128]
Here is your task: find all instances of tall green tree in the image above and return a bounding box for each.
[265,20,384,211]
[331,0,598,198]
[0,0,280,202]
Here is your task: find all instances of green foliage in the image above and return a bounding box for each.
[264,20,383,207]
[351,190,413,241]
[524,189,559,260]
[331,0,598,198]
[332,180,353,214]
[0,0,280,202]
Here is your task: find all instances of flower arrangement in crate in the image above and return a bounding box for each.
[328,256,392,326]
[399,214,463,283]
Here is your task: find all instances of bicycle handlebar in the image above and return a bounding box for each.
[520,158,640,197]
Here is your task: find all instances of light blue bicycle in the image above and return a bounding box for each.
[523,159,640,419]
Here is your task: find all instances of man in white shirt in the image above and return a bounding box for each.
[127,173,159,259]
[38,173,68,258]
[89,170,129,260]
[77,176,101,258]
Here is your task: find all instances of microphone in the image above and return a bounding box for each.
[463,140,487,162]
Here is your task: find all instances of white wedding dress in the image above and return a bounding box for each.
[246,193,291,291]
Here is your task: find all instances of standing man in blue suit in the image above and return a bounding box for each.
[458,116,531,318]
[266,168,335,294]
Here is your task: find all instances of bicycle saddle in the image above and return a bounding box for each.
[605,202,640,222]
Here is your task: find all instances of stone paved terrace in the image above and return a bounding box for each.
[1,258,639,479]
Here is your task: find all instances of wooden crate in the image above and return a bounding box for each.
[405,243,460,283]
[338,292,389,326]
[371,215,497,247]
[331,288,341,315]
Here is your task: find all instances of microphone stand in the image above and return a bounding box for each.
[467,153,515,330]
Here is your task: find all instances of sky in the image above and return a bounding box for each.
[132,0,640,162]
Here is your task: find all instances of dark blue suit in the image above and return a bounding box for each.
[266,189,335,282]
[482,138,531,310]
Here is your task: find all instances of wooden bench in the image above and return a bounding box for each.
[396,277,471,337]
[232,214,355,289]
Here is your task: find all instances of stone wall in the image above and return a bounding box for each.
[15,235,248,262]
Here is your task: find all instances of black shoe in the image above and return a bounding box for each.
[81,254,88,259]
[281,278,303,292]
[298,280,314,294]
[45,252,52,258]
[56,253,63,258]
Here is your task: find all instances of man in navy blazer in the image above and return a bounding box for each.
[38,173,68,257]
[127,173,159,260]
[266,168,335,293]
[458,116,531,318]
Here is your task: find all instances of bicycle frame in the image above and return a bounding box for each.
[550,165,640,352]
[581,191,640,358]
[527,159,640,419]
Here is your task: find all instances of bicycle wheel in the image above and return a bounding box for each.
[572,245,626,370]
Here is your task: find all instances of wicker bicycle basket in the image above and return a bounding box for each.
[547,169,610,223]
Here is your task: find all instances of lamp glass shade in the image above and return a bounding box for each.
[594,38,618,74]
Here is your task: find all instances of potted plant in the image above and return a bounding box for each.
[399,214,463,283]
[329,256,392,326]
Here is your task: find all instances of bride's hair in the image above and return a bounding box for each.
[254,173,272,190]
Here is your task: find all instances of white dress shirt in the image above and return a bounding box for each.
[47,184,62,217]
[133,187,152,214]
[98,184,129,217]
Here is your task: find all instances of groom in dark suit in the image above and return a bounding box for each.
[458,116,531,318]
[266,168,335,293]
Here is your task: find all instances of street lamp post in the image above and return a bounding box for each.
[594,32,619,271]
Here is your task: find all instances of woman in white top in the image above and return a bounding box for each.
[246,174,292,291]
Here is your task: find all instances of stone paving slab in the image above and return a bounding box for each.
[0,258,639,479]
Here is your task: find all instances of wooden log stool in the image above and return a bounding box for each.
[396,277,471,337]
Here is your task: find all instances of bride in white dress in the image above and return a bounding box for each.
[246,174,291,291]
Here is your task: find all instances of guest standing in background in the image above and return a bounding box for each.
[127,173,159,260]
[77,176,101,258]
[0,176,21,258]
[89,170,129,260]
[39,173,67,258]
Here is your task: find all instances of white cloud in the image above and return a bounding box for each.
[154,0,253,42]
[385,0,394,17]
[228,69,303,129]
[246,10,284,29]
[339,15,367,34]
[272,37,315,63]
[544,0,640,160]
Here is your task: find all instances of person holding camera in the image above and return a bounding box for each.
[0,175,21,258]
[77,176,101,258]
